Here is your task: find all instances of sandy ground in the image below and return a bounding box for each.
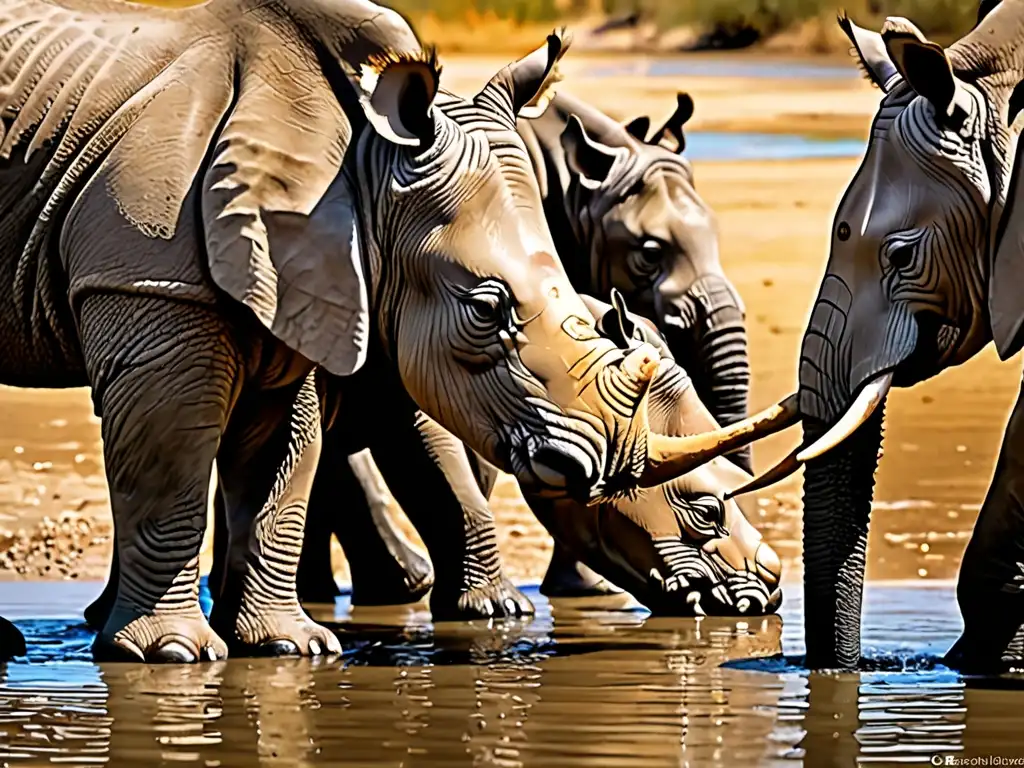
[0,57,1017,591]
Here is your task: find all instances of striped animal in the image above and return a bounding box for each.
[729,2,1024,670]
[0,0,749,661]
[275,89,759,617]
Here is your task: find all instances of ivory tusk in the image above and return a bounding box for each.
[723,448,802,499]
[638,394,801,488]
[795,372,892,463]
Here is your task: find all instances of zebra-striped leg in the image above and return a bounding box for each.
[212,371,341,657]
[368,412,533,620]
[79,296,237,664]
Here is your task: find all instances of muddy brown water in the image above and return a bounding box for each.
[2,580,1024,765]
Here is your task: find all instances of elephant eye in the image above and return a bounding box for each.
[465,281,510,327]
[888,243,915,271]
[627,239,664,277]
[640,239,663,262]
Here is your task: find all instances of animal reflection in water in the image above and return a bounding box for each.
[0,590,1014,766]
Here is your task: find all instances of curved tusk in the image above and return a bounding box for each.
[795,372,892,463]
[723,448,802,500]
[638,394,800,488]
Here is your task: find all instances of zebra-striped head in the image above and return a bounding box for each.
[530,356,782,616]
[799,10,1022,429]
[347,35,761,502]
[557,93,750,455]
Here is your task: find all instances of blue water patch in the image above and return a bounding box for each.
[686,131,865,161]
[586,59,858,81]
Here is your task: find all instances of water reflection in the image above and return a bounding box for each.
[3,584,1024,764]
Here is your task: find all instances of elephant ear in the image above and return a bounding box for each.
[202,33,370,377]
[477,30,569,121]
[648,93,693,154]
[989,79,1024,360]
[882,17,969,121]
[356,48,440,147]
[561,114,626,189]
[838,11,900,91]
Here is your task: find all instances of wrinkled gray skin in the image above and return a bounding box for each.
[267,89,752,615]
[526,92,751,454]
[91,296,783,627]
[775,3,1024,671]
[4,1,737,661]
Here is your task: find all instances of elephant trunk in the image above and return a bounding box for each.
[664,274,751,471]
[795,283,911,669]
[801,407,884,669]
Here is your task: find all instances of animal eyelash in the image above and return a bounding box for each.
[365,46,441,77]
[851,52,882,90]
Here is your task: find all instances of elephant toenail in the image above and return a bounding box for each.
[309,639,322,656]
[152,641,196,664]
[256,639,300,657]
[203,646,220,662]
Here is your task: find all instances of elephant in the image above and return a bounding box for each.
[730,2,1024,670]
[272,85,754,615]
[0,0,768,661]
[90,292,785,628]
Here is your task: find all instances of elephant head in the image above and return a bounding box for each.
[526,294,784,616]
[200,22,788,508]
[730,5,1024,667]
[551,93,752,468]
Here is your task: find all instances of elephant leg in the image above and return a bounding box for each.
[466,449,617,599]
[0,616,25,661]
[368,411,533,620]
[84,548,119,631]
[336,449,434,605]
[211,370,340,657]
[80,295,236,663]
[945,382,1024,672]
[540,543,623,598]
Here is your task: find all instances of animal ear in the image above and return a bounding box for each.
[623,115,651,142]
[648,93,693,153]
[358,49,441,147]
[882,17,962,118]
[561,114,622,189]
[203,41,370,377]
[837,11,900,91]
[482,30,570,119]
[989,80,1024,360]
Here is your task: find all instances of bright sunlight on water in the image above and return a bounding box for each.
[1,580,1023,765]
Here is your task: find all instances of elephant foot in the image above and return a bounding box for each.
[93,608,227,663]
[225,607,342,658]
[84,581,117,631]
[943,619,1024,674]
[432,577,535,621]
[0,616,25,661]
[540,557,623,599]
[349,546,434,607]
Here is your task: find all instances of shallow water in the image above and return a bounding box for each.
[686,131,863,161]
[2,580,1024,765]
[587,58,858,81]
